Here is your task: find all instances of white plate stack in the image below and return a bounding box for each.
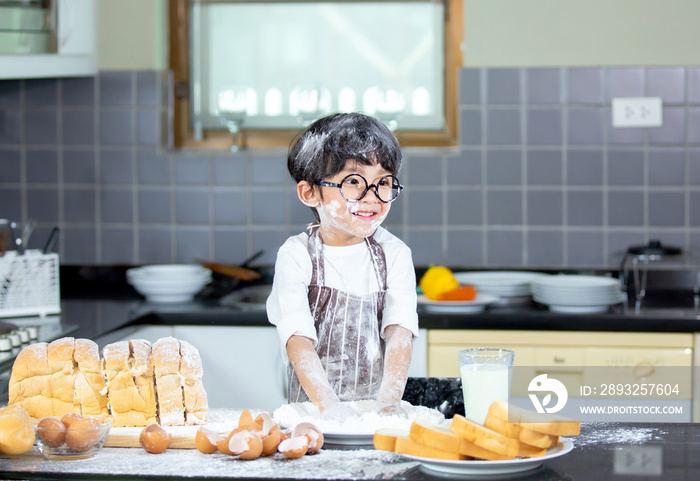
[126,264,212,303]
[530,275,625,313]
[453,271,549,303]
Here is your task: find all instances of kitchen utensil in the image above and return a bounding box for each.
[8,221,24,255]
[126,265,212,303]
[400,439,573,475]
[197,260,261,282]
[21,219,36,248]
[43,226,59,254]
[0,230,8,256]
[618,240,698,314]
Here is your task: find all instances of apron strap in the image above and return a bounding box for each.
[365,235,388,291]
[306,223,324,286]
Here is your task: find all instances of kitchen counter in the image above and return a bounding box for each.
[0,422,694,480]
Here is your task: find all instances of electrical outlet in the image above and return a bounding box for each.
[612,97,663,128]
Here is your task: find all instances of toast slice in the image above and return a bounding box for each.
[374,427,468,460]
[488,400,580,437]
[450,414,521,458]
[484,412,557,450]
[410,420,514,460]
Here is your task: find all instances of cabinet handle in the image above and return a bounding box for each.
[554,356,566,364]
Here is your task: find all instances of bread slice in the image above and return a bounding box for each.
[153,337,185,426]
[450,414,521,458]
[8,342,52,418]
[73,338,109,417]
[488,400,580,437]
[373,428,406,452]
[410,420,514,460]
[374,427,468,460]
[484,412,557,451]
[47,337,77,416]
[102,340,157,427]
[179,339,208,425]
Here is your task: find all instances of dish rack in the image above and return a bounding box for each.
[0,250,61,318]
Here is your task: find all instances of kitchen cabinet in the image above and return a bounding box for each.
[0,0,98,79]
[428,329,695,421]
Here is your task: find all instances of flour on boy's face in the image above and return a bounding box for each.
[316,162,393,246]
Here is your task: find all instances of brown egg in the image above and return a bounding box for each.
[65,416,102,453]
[37,417,66,448]
[254,412,275,435]
[228,430,263,460]
[195,427,221,454]
[292,422,324,453]
[237,409,258,431]
[278,436,309,459]
[217,428,240,455]
[60,412,83,429]
[261,424,281,456]
[139,424,172,454]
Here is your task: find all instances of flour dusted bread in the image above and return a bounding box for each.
[8,342,52,417]
[152,337,208,426]
[179,339,207,425]
[73,339,109,417]
[9,338,107,419]
[10,336,207,427]
[153,337,185,426]
[102,340,157,427]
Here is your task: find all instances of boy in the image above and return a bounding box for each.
[266,113,418,418]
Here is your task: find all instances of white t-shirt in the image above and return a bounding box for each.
[266,226,419,362]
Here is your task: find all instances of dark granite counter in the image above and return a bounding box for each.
[0,422,695,480]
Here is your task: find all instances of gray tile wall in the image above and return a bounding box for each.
[1,67,700,269]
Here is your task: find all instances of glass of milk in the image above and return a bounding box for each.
[459,348,514,425]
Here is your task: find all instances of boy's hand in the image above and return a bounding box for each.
[374,400,407,417]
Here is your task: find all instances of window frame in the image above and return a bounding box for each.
[168,0,463,150]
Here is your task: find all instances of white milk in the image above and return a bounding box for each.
[460,363,510,424]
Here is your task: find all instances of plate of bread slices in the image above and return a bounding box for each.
[374,400,580,475]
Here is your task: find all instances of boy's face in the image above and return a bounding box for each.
[308,160,394,246]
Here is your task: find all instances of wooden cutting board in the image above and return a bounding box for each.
[104,408,245,449]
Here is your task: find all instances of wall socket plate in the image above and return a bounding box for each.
[612,97,663,128]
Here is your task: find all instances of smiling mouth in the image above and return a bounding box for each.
[353,211,376,219]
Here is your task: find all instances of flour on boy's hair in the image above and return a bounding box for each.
[297,131,329,173]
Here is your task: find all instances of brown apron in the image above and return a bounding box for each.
[287,224,388,403]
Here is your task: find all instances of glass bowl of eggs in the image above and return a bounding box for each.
[35,414,112,460]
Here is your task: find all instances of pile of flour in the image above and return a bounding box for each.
[272,400,445,434]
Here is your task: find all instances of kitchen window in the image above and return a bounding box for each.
[169,0,463,150]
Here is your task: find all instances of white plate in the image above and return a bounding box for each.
[402,438,574,475]
[531,275,618,289]
[453,271,549,297]
[322,432,374,445]
[546,304,613,314]
[417,294,500,313]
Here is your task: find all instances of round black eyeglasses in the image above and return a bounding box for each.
[317,173,403,203]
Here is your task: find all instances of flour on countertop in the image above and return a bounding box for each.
[575,423,665,447]
[273,400,445,434]
[8,446,416,480]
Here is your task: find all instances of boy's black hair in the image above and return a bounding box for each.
[287,112,403,186]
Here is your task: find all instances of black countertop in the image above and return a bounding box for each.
[0,422,694,480]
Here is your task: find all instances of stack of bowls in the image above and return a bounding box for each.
[530,275,625,313]
[126,265,212,303]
